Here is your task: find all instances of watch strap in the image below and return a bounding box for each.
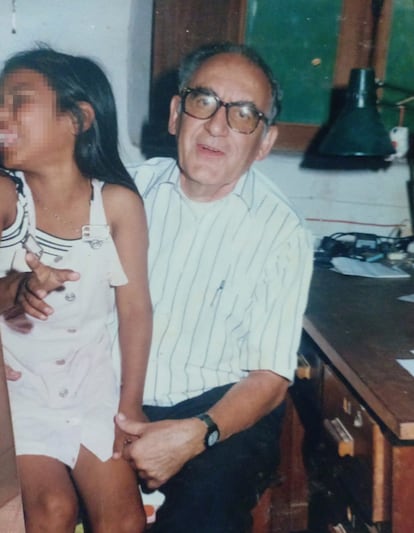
[196,413,220,448]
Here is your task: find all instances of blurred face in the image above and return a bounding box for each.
[0,68,74,172]
[169,53,278,201]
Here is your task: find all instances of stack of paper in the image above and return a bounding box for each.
[331,257,410,279]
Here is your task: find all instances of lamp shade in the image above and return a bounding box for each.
[319,68,395,157]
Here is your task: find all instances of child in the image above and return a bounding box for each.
[0,47,151,532]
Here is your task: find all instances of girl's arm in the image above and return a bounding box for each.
[104,185,152,429]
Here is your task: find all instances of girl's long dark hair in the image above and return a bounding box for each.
[1,45,138,193]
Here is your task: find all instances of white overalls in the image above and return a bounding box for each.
[0,175,127,468]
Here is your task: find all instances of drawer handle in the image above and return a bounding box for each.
[296,353,311,380]
[323,417,354,457]
[328,525,347,533]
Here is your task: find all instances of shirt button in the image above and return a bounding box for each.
[67,328,77,333]
[59,388,69,398]
[90,239,103,249]
[65,292,76,302]
[55,359,66,366]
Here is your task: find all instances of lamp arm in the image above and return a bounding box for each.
[375,80,414,107]
[377,79,414,95]
[396,95,414,106]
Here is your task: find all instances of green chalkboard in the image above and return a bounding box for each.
[245,0,342,125]
[381,0,414,132]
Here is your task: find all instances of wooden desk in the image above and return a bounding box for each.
[301,266,414,532]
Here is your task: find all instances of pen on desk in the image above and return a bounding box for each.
[210,280,225,306]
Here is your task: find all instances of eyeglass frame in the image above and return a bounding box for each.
[179,87,270,135]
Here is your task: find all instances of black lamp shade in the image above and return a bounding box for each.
[319,68,395,157]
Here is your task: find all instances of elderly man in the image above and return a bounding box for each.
[119,42,314,532]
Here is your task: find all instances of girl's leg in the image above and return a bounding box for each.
[17,455,79,533]
[72,445,145,533]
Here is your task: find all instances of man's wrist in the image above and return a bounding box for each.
[195,413,220,449]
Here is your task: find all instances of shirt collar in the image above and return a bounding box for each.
[230,167,255,211]
[142,158,180,197]
[146,158,255,210]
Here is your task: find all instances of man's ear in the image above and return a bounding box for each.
[255,125,278,161]
[73,101,95,134]
[168,95,182,135]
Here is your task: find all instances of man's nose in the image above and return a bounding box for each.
[204,105,229,136]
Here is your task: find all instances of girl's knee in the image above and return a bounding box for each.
[25,489,78,531]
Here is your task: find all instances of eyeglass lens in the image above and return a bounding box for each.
[183,89,262,134]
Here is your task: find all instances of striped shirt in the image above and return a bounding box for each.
[135,158,313,406]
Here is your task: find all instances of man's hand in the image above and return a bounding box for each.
[112,405,148,459]
[115,414,205,489]
[16,252,80,320]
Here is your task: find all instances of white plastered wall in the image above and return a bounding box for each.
[0,0,411,241]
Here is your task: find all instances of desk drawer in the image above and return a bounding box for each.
[322,365,391,524]
[295,333,324,414]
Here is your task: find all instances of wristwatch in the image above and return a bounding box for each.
[196,413,220,449]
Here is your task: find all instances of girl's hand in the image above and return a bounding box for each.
[15,252,80,320]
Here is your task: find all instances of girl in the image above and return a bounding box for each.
[0,47,151,532]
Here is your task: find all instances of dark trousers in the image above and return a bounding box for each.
[143,384,285,533]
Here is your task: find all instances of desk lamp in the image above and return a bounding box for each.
[319,68,395,157]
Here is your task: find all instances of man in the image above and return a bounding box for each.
[116,42,314,533]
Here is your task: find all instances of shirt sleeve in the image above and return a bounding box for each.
[239,223,314,382]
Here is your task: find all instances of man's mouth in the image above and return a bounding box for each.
[198,143,224,156]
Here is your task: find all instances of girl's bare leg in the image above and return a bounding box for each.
[72,446,145,533]
[17,455,78,533]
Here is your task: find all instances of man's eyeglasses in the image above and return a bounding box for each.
[180,87,270,135]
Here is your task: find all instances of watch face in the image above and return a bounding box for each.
[207,429,219,447]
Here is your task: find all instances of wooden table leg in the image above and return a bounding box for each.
[392,445,414,533]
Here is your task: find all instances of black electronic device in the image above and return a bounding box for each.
[314,232,413,265]
[352,233,378,254]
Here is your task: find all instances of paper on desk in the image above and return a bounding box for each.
[398,293,414,302]
[331,257,410,279]
[397,358,414,377]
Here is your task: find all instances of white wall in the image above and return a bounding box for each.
[255,154,411,242]
[1,0,411,241]
[0,0,153,166]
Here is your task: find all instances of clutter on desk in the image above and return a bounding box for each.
[314,231,414,273]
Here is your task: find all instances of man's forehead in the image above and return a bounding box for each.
[189,53,271,104]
